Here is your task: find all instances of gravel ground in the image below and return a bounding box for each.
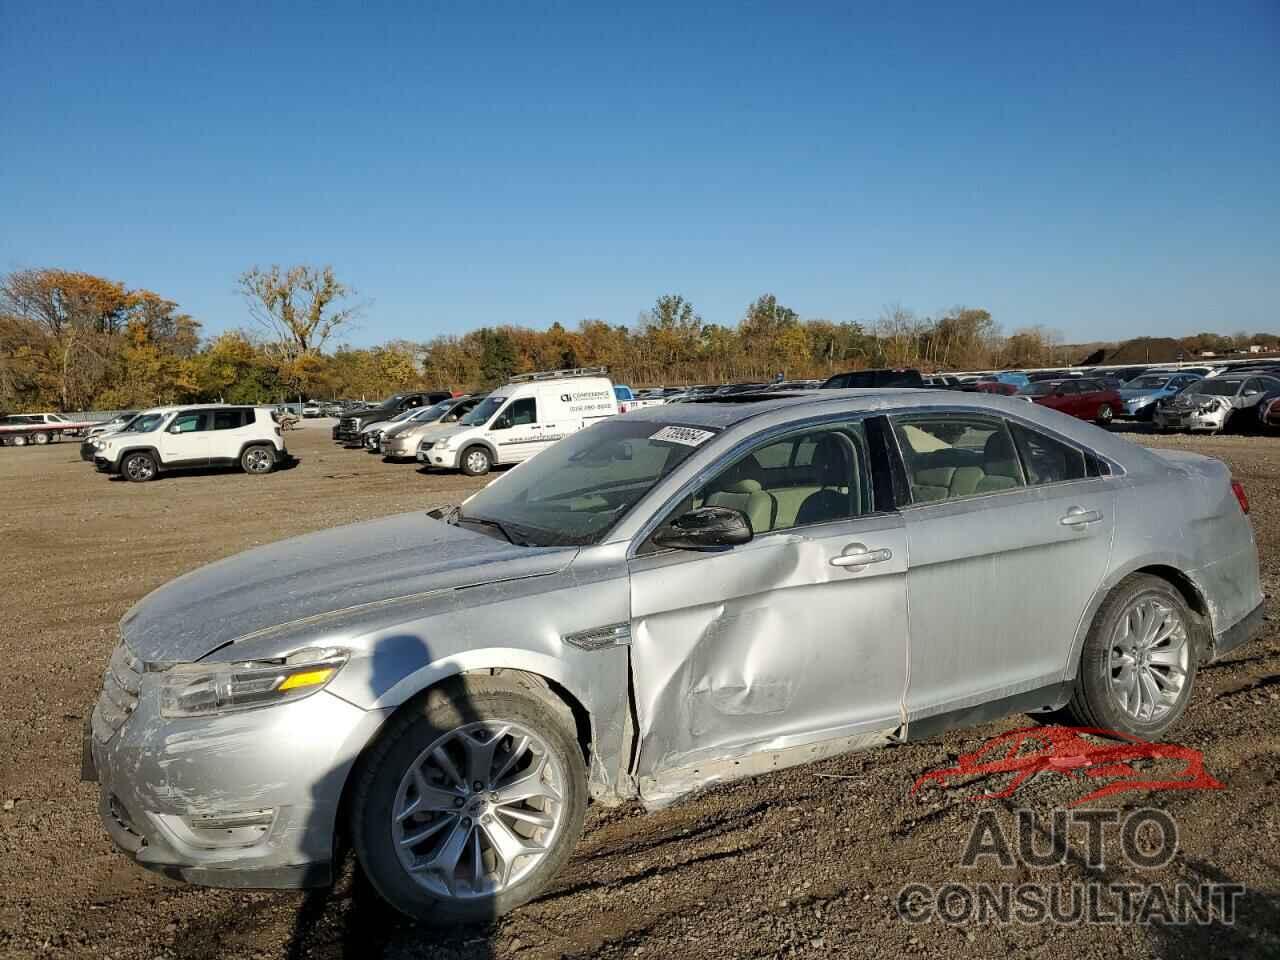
[0,421,1276,960]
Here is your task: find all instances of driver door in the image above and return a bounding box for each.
[626,417,909,793]
[157,410,211,465]
[491,396,544,463]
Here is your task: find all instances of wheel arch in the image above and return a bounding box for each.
[459,438,500,465]
[114,445,162,470]
[331,656,601,867]
[1064,558,1213,680]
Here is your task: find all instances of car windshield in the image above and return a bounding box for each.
[385,408,418,423]
[1127,376,1171,389]
[458,419,716,547]
[122,413,166,433]
[377,394,406,407]
[460,395,506,426]
[414,400,453,422]
[1191,380,1243,396]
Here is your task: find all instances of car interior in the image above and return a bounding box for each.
[695,427,871,533]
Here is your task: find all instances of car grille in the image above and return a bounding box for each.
[340,417,357,432]
[92,642,142,743]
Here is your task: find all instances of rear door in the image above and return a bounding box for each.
[889,411,1117,728]
[209,407,253,462]
[157,410,212,466]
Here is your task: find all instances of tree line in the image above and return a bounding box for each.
[0,264,1266,413]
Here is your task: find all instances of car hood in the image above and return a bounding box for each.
[1119,388,1163,400]
[384,419,443,439]
[120,513,575,663]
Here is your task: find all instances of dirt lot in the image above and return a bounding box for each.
[1,422,1276,960]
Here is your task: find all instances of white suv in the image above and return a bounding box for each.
[91,405,287,482]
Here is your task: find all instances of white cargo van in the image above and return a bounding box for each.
[418,368,618,475]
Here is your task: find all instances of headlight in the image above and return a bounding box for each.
[159,647,348,718]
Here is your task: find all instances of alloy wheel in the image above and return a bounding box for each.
[125,456,155,481]
[1097,404,1113,423]
[1107,596,1189,722]
[392,720,565,899]
[244,447,273,473]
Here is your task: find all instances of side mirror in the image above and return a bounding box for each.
[493,414,512,430]
[652,506,753,552]
[167,425,182,434]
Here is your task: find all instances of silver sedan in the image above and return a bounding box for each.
[87,390,1263,923]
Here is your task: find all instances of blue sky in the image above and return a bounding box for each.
[2,1,1277,346]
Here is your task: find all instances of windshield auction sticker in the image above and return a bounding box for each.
[650,426,715,446]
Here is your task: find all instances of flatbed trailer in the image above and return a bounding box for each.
[0,419,99,447]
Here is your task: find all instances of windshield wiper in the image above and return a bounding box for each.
[457,513,526,545]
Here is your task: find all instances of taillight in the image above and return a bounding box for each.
[1231,480,1249,514]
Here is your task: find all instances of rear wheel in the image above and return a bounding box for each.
[122,451,158,482]
[32,431,49,445]
[1059,574,1201,738]
[12,434,28,447]
[460,446,492,477]
[241,444,276,475]
[352,676,587,924]
[1094,404,1113,426]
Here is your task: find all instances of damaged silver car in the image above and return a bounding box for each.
[86,391,1264,923]
[1152,373,1280,433]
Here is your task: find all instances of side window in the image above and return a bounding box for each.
[1057,381,1079,394]
[169,412,208,433]
[891,414,1025,503]
[212,409,247,430]
[506,397,537,426]
[1007,422,1088,485]
[691,422,872,535]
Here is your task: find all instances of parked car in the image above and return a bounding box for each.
[335,391,454,445]
[972,380,1019,396]
[80,412,140,460]
[378,396,484,460]
[1117,372,1203,420]
[1152,374,1280,433]
[359,407,423,450]
[821,368,924,389]
[1019,378,1122,425]
[417,367,616,476]
[302,402,323,418]
[90,405,287,481]
[86,390,1262,923]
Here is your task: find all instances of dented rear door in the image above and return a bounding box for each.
[627,513,909,782]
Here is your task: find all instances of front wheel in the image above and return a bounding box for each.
[460,446,492,477]
[351,676,587,924]
[32,431,50,445]
[122,451,158,482]
[1060,574,1202,738]
[240,444,276,475]
[1094,404,1114,426]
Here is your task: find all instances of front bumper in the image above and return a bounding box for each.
[86,673,386,890]
[1153,407,1227,431]
[382,438,418,458]
[416,443,459,469]
[80,440,99,461]
[1120,398,1157,419]
[94,455,118,474]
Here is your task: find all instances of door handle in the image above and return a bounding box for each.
[830,544,893,568]
[1060,507,1102,527]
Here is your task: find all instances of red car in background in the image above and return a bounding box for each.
[973,380,1018,396]
[1019,377,1121,426]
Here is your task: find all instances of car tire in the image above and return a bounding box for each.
[240,444,276,475]
[351,675,587,925]
[12,434,27,447]
[122,451,158,482]
[460,446,492,477]
[32,431,49,445]
[1059,574,1203,738]
[1094,404,1113,426]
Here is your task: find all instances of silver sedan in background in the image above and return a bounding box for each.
[87,391,1263,923]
